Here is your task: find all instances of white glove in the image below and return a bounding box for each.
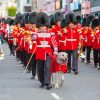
[29,43,32,49]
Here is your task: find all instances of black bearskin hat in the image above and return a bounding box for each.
[92,18,100,29]
[86,15,94,26]
[49,14,55,28]
[22,13,29,24]
[54,12,63,23]
[16,13,22,24]
[2,18,7,24]
[76,15,82,24]
[65,12,76,25]
[14,18,19,25]
[61,19,66,28]
[82,18,87,27]
[29,12,38,24]
[9,19,14,26]
[6,18,11,24]
[36,12,49,27]
[98,15,100,22]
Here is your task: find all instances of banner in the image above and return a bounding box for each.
[81,1,90,15]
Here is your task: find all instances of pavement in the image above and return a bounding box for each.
[0,43,100,100]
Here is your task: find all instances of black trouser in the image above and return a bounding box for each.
[67,49,78,71]
[15,45,20,60]
[93,49,100,67]
[28,54,37,76]
[21,49,26,66]
[8,43,15,55]
[32,54,37,76]
[86,46,92,63]
[82,46,86,53]
[37,54,51,85]
[23,50,28,67]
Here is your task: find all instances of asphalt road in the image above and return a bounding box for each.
[0,43,100,100]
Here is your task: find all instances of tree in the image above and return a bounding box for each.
[7,6,17,17]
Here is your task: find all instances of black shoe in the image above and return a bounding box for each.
[40,83,45,88]
[67,69,71,73]
[86,62,89,64]
[46,85,52,90]
[27,70,31,73]
[97,67,100,70]
[31,76,35,79]
[17,59,19,61]
[86,61,91,64]
[81,58,85,62]
[89,61,91,63]
[74,71,79,75]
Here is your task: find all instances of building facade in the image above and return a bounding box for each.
[16,0,100,16]
[32,0,70,15]
[69,0,100,17]
[17,0,32,14]
[90,0,100,16]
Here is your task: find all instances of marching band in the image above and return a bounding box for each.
[0,11,100,90]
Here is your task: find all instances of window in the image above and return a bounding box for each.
[24,6,31,12]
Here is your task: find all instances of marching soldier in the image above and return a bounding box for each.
[28,12,38,79]
[81,18,88,62]
[64,12,79,74]
[92,18,100,69]
[34,12,58,90]
[85,15,94,64]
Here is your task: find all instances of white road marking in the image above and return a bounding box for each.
[51,93,62,100]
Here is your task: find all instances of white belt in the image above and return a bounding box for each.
[37,45,50,47]
[66,39,77,41]
[32,41,36,43]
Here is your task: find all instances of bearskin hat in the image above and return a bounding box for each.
[49,14,55,28]
[65,12,76,25]
[14,18,19,25]
[82,18,87,27]
[76,15,82,24]
[16,13,22,24]
[36,12,49,27]
[2,18,7,24]
[61,19,66,28]
[6,18,11,24]
[28,12,38,24]
[98,15,100,22]
[86,15,94,26]
[54,12,63,23]
[92,18,100,29]
[9,19,14,26]
[22,13,29,24]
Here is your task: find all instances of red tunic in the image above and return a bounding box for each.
[64,27,79,50]
[86,27,94,46]
[35,31,58,60]
[93,28,100,49]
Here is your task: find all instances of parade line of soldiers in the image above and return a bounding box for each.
[0,11,100,90]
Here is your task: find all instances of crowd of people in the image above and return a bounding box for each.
[0,11,100,90]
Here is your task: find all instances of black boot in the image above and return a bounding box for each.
[46,84,52,90]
